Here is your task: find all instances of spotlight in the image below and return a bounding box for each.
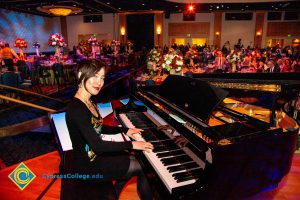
[188,5,194,12]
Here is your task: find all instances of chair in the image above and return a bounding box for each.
[1,72,19,102]
[17,60,29,80]
[145,79,155,87]
[185,71,193,78]
[49,111,117,200]
[52,63,65,85]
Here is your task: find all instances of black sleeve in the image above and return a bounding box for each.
[101,125,129,135]
[69,104,132,154]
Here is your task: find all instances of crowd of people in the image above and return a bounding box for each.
[161,39,300,73]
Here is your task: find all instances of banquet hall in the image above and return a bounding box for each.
[0,0,299,199]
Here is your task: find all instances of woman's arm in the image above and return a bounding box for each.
[68,105,132,154]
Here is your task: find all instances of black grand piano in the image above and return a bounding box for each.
[116,74,299,199]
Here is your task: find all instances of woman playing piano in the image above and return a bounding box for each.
[65,59,153,200]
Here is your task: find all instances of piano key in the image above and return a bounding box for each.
[175,176,195,183]
[156,149,186,158]
[167,162,199,173]
[173,168,204,179]
[119,111,199,193]
[161,155,193,165]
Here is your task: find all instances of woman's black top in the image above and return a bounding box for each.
[65,98,132,180]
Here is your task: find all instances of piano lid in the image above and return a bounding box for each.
[157,75,229,122]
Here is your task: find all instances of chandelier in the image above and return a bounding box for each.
[37,6,83,16]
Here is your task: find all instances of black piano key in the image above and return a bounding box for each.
[175,175,195,183]
[156,149,185,158]
[167,162,199,173]
[161,155,193,166]
[173,168,204,179]
[153,147,168,153]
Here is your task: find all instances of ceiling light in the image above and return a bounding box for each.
[37,5,82,16]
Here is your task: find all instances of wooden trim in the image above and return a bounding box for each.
[267,22,300,37]
[168,22,210,37]
[0,116,49,138]
[0,95,56,112]
[254,12,265,48]
[213,12,222,48]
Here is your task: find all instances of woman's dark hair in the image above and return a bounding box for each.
[76,59,106,89]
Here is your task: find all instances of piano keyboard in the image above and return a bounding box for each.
[119,110,206,193]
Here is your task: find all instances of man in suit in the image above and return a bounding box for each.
[266,60,280,73]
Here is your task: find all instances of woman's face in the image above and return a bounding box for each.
[84,67,105,95]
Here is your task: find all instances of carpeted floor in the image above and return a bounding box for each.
[0,131,57,166]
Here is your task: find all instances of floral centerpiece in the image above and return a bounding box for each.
[88,35,99,58]
[162,49,183,74]
[14,38,27,60]
[147,48,162,74]
[33,42,40,57]
[111,40,120,54]
[0,41,4,48]
[185,48,198,67]
[48,33,66,62]
[88,35,98,46]
[226,50,241,72]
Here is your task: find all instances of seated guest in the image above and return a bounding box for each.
[292,59,300,72]
[1,43,19,71]
[214,51,225,73]
[266,60,280,73]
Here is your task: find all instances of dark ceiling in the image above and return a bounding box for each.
[0,0,299,17]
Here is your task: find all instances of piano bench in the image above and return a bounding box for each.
[60,178,117,200]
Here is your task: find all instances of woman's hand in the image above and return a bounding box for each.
[126,128,143,140]
[132,141,154,153]
[174,135,188,147]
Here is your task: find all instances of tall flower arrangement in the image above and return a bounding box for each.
[226,50,241,72]
[14,38,27,60]
[111,40,120,54]
[33,42,40,56]
[88,35,98,58]
[0,41,4,48]
[48,33,66,62]
[162,50,183,72]
[147,48,162,74]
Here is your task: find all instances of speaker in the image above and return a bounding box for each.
[165,12,170,19]
[83,15,103,23]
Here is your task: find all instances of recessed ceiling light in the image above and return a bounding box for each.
[142,3,145,6]
[245,5,248,8]
[216,6,219,9]
[118,7,121,10]
[73,4,76,7]
[209,8,212,11]
[106,2,110,5]
[227,6,230,9]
